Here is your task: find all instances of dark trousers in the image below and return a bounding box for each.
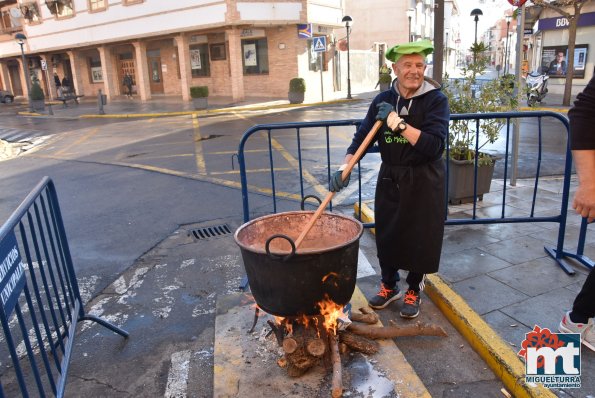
[380,265,425,292]
[572,267,595,320]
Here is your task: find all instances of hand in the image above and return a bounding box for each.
[330,167,350,192]
[387,112,404,132]
[375,102,394,121]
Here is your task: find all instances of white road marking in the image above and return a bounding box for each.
[357,249,376,279]
[164,350,191,398]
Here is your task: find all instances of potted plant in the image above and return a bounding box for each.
[190,86,209,110]
[378,73,392,92]
[288,78,306,104]
[29,76,45,111]
[442,42,516,204]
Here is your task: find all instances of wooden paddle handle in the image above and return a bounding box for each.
[294,120,383,250]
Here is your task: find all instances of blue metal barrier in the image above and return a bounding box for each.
[237,111,576,274]
[0,177,128,398]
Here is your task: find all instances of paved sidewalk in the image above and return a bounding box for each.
[355,176,594,397]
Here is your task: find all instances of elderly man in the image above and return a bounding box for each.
[331,40,449,318]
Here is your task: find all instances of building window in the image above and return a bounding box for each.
[46,0,74,19]
[88,56,102,82]
[88,0,106,12]
[209,43,226,61]
[18,3,41,24]
[242,38,268,75]
[190,44,210,77]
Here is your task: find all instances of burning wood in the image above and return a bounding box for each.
[254,298,448,397]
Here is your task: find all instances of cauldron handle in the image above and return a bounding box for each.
[300,195,322,210]
[265,234,296,261]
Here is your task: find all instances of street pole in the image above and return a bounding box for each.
[433,0,444,84]
[346,25,351,99]
[511,4,526,187]
[15,34,33,112]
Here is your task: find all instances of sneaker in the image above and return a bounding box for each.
[368,283,402,309]
[400,290,421,318]
[559,311,595,352]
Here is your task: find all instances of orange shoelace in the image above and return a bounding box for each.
[377,285,393,298]
[404,290,418,305]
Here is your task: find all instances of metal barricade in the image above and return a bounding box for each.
[0,177,128,397]
[237,111,576,274]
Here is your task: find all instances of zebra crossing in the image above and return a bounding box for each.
[0,127,51,146]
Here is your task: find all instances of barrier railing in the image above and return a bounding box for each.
[237,111,577,274]
[0,177,128,397]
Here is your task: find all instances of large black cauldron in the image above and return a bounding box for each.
[234,211,363,317]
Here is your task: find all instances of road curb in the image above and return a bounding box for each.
[353,201,557,398]
[16,98,360,119]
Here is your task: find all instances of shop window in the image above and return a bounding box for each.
[308,37,328,72]
[88,56,102,83]
[88,0,106,12]
[190,44,210,77]
[242,38,269,75]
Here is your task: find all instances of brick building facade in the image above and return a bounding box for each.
[0,0,345,102]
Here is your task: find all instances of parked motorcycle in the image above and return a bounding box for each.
[524,72,549,107]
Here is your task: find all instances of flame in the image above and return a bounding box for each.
[317,295,344,335]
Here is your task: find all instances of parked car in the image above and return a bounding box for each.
[0,90,15,104]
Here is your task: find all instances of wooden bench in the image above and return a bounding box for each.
[56,93,84,107]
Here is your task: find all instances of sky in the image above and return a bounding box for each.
[456,0,517,48]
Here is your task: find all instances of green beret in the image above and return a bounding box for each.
[386,39,434,62]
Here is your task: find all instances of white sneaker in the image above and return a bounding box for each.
[559,311,595,352]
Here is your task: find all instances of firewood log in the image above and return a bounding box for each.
[346,321,447,339]
[349,307,379,324]
[329,333,342,398]
[338,331,379,355]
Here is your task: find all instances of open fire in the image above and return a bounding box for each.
[247,290,448,398]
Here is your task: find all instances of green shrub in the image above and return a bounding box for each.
[289,78,306,93]
[442,42,516,166]
[378,73,392,84]
[29,80,45,101]
[190,86,209,98]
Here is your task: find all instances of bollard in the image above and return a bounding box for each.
[48,102,54,116]
[97,89,107,115]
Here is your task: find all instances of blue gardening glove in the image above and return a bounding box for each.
[376,101,394,121]
[330,166,350,192]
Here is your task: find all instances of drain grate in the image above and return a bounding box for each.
[190,224,232,240]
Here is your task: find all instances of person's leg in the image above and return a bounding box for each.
[368,260,403,309]
[400,272,425,318]
[571,268,595,322]
[559,268,595,352]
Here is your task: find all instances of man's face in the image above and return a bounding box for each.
[392,54,426,92]
[556,52,565,61]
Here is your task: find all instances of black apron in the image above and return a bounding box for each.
[374,158,445,274]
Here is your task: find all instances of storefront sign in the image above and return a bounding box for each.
[240,29,265,39]
[538,12,595,31]
[189,35,208,44]
[297,24,312,38]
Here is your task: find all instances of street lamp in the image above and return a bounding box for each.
[406,8,415,42]
[504,15,512,75]
[470,8,483,45]
[342,15,353,99]
[14,33,33,112]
